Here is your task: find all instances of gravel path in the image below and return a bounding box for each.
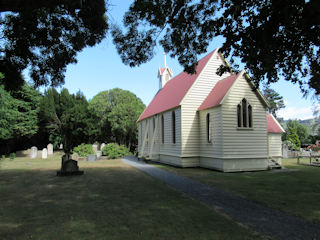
[123,156,320,240]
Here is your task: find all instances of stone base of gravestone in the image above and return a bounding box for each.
[57,154,84,176]
[86,154,97,162]
[16,149,30,157]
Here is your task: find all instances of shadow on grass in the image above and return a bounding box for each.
[0,161,266,240]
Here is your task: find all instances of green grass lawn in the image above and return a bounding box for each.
[0,154,269,240]
[153,158,320,224]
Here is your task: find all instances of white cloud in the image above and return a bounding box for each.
[277,105,319,120]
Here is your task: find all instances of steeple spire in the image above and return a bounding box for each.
[158,52,173,90]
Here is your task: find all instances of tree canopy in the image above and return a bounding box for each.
[0,0,108,90]
[40,88,96,153]
[112,0,320,94]
[89,88,145,149]
[263,86,285,118]
[0,78,40,140]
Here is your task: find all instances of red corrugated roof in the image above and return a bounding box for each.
[198,73,239,111]
[267,114,285,133]
[138,50,216,121]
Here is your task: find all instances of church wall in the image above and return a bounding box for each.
[221,74,268,162]
[180,52,231,159]
[268,133,282,164]
[199,107,223,159]
[158,107,182,158]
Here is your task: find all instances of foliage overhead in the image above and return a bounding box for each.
[0,0,108,90]
[112,0,320,94]
[263,86,285,118]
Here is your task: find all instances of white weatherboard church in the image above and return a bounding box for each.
[137,48,284,172]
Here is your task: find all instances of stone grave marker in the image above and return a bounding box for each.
[57,154,84,176]
[96,151,102,159]
[30,146,38,159]
[100,143,105,151]
[47,143,53,155]
[92,144,98,153]
[71,152,79,161]
[42,148,48,159]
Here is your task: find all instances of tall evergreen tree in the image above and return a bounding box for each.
[263,86,285,118]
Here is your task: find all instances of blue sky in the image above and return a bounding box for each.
[43,1,318,120]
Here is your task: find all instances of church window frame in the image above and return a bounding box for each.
[206,113,212,143]
[172,111,176,144]
[237,98,253,129]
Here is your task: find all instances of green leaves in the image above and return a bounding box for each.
[89,88,145,148]
[113,0,320,93]
[263,86,285,118]
[0,82,40,140]
[1,0,108,90]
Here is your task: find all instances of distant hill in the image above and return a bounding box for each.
[279,117,320,135]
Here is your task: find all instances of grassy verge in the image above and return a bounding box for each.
[153,158,320,224]
[0,154,268,240]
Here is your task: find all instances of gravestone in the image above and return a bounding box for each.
[71,152,79,161]
[282,145,288,158]
[42,148,48,159]
[92,144,98,153]
[86,154,97,162]
[59,144,63,150]
[30,146,38,159]
[96,151,102,159]
[57,154,84,176]
[47,144,53,155]
[100,143,105,151]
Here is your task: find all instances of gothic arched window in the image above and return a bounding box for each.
[237,99,252,128]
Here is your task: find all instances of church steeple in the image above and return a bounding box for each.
[158,52,173,89]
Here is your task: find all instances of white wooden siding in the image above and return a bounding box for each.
[221,74,268,159]
[180,52,231,157]
[138,107,182,159]
[268,133,282,157]
[199,107,223,158]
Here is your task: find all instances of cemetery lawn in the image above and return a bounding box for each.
[0,153,269,240]
[153,158,320,224]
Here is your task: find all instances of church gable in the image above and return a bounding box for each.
[138,49,217,121]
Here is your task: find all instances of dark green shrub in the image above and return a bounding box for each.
[1,155,5,160]
[73,143,94,157]
[9,153,16,160]
[102,143,131,159]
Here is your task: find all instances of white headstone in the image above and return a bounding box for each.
[100,143,105,151]
[47,143,53,155]
[71,152,79,161]
[96,151,102,158]
[59,144,63,150]
[42,148,48,159]
[92,144,98,153]
[282,145,288,158]
[30,146,38,159]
